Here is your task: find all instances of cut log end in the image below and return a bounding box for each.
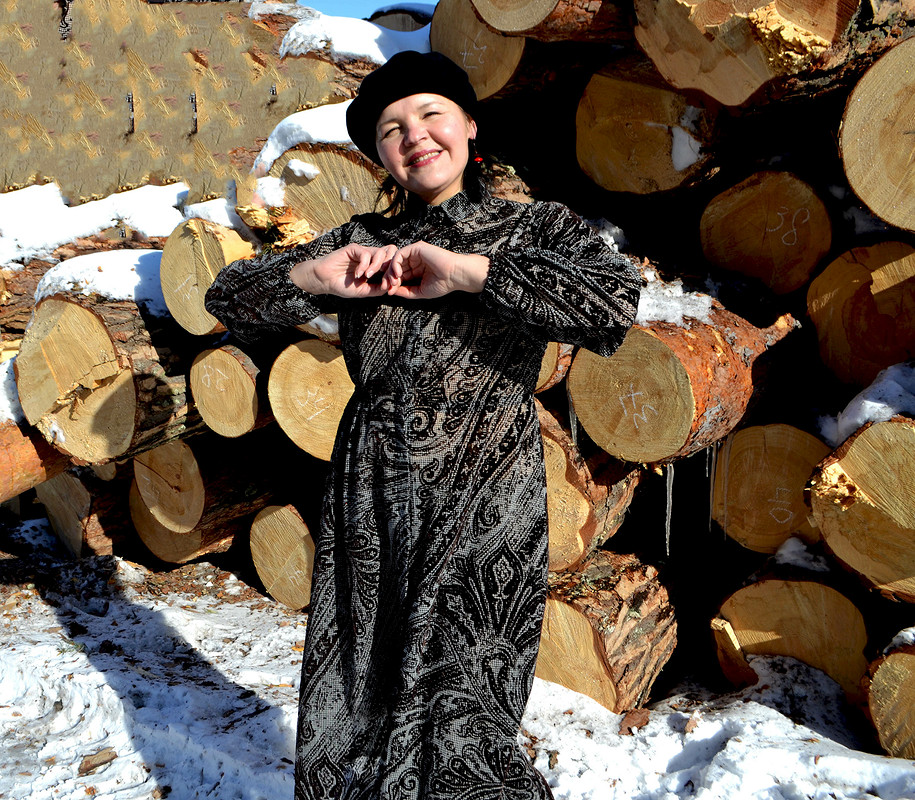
[191,346,264,438]
[268,339,354,461]
[16,297,137,463]
[714,579,868,701]
[868,643,915,758]
[250,504,315,610]
[808,418,915,603]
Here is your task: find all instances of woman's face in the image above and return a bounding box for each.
[375,93,477,206]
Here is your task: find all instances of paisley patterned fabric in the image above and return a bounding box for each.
[205,191,640,800]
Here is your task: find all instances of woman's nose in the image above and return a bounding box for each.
[403,120,427,146]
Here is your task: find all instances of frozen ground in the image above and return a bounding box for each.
[1,517,914,800]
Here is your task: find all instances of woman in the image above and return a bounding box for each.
[205,51,640,800]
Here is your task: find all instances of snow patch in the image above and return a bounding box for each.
[0,358,24,424]
[0,183,187,268]
[253,102,354,176]
[817,361,915,447]
[256,176,288,208]
[272,6,431,62]
[35,250,169,317]
[286,159,322,180]
[636,267,714,325]
[586,218,625,252]
[773,536,830,573]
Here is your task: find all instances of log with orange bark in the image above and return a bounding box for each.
[470,0,632,41]
[567,281,797,464]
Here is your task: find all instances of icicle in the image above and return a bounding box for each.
[707,443,718,536]
[567,384,579,449]
[665,462,674,557]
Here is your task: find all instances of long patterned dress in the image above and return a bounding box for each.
[205,191,641,800]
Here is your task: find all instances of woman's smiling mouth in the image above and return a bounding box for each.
[407,149,442,167]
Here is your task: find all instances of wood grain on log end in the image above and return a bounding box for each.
[713,424,830,553]
[268,339,354,461]
[714,578,868,701]
[430,0,526,100]
[700,171,832,294]
[250,504,315,610]
[808,418,915,603]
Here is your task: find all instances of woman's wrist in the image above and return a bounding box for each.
[456,254,490,294]
[289,259,324,295]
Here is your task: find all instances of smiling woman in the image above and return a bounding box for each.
[204,49,642,800]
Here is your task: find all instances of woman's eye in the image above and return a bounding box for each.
[381,127,399,139]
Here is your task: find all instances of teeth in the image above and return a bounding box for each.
[409,151,439,166]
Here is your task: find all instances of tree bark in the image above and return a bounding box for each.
[713,424,830,553]
[0,421,71,505]
[633,0,862,106]
[700,171,833,294]
[538,400,641,572]
[470,0,633,41]
[806,242,915,387]
[249,504,316,610]
[567,297,797,464]
[536,550,678,712]
[807,416,915,603]
[34,465,133,557]
[536,342,575,393]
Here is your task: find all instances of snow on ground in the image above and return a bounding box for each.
[2,519,914,800]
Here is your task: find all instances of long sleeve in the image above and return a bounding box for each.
[479,201,641,357]
[204,222,357,344]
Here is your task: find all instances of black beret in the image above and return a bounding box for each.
[346,51,477,165]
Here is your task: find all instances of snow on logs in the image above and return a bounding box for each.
[712,424,830,554]
[840,37,915,234]
[575,60,717,194]
[536,550,677,713]
[249,144,384,233]
[806,242,915,387]
[711,577,868,701]
[699,172,833,295]
[632,0,861,105]
[807,417,915,603]
[567,283,797,465]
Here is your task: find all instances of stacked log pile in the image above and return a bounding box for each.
[3,0,915,752]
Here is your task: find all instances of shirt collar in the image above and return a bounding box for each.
[409,190,480,223]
